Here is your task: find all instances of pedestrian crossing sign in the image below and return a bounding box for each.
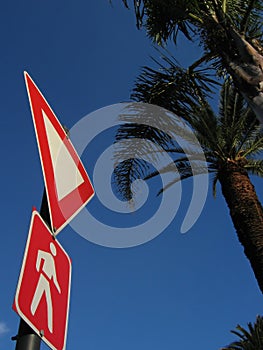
[13,210,71,350]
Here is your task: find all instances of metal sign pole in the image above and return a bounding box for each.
[13,191,51,350]
[13,320,41,350]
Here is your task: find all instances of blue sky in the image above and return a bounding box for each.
[0,1,262,350]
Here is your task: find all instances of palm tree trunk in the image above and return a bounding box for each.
[218,162,263,293]
[244,92,263,124]
[210,16,263,123]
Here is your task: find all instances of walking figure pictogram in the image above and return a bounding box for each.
[31,242,61,333]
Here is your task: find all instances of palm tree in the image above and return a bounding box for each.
[221,315,263,349]
[114,75,263,292]
[116,0,263,123]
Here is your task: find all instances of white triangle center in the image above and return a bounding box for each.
[43,110,84,201]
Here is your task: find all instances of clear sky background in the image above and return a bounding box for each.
[0,1,262,350]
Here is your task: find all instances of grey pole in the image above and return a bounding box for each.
[13,190,51,350]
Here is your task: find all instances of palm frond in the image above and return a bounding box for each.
[113,158,149,201]
[221,315,263,350]
[241,133,263,157]
[245,159,263,177]
[111,21,263,201]
[121,0,262,43]
[217,79,261,157]
[131,52,218,117]
[157,162,209,195]
[239,0,263,36]
[212,172,219,198]
[144,154,208,180]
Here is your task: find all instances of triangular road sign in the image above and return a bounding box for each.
[25,72,94,234]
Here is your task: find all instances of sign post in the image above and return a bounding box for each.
[14,319,41,350]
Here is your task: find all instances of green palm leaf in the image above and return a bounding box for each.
[117,0,263,122]
[222,315,263,350]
